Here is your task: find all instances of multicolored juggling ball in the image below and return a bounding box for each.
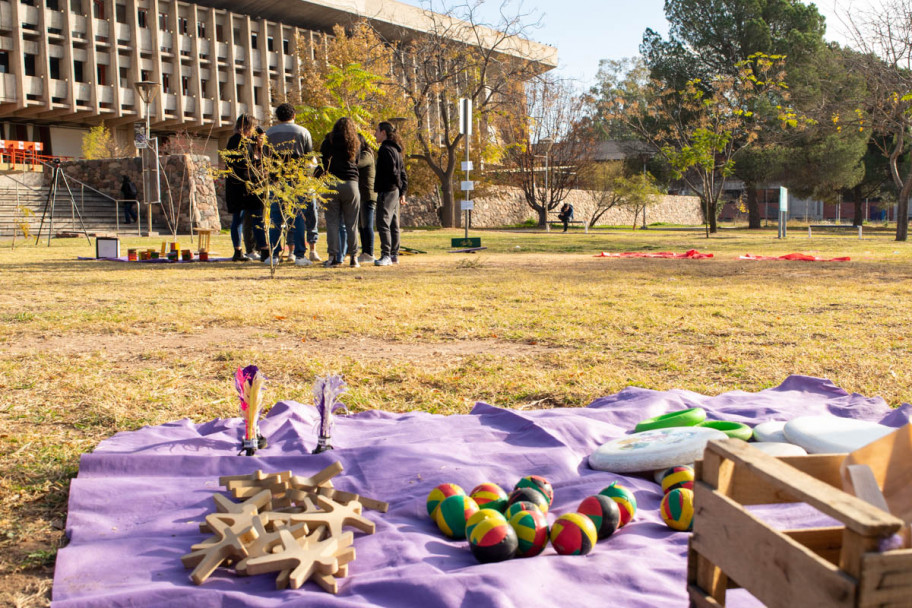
[469,512,518,563]
[505,500,543,519]
[507,486,550,514]
[549,513,598,556]
[435,494,479,539]
[426,483,465,519]
[465,508,504,540]
[514,475,554,508]
[508,509,549,557]
[660,465,695,493]
[660,488,695,531]
[577,495,621,540]
[599,481,637,527]
[470,483,509,512]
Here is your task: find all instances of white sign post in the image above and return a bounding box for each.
[778,186,789,239]
[459,98,473,240]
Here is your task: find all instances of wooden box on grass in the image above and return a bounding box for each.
[687,440,912,607]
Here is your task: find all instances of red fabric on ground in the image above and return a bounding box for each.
[594,249,714,259]
[739,253,851,262]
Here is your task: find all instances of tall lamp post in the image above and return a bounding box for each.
[538,137,553,232]
[134,81,160,236]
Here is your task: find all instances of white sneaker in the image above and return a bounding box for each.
[246,251,261,261]
[286,253,296,263]
[358,253,375,263]
[262,257,275,265]
[309,250,322,262]
[295,257,313,266]
[374,256,392,266]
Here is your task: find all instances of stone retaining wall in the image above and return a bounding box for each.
[53,155,221,232]
[399,185,703,228]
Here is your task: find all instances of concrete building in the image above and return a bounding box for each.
[0,0,557,160]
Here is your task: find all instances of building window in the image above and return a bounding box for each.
[115,3,126,23]
[198,22,205,38]
[162,73,170,93]
[0,52,9,74]
[47,0,60,10]
[73,60,84,82]
[159,13,166,30]
[140,69,150,80]
[283,39,289,54]
[70,0,81,13]
[24,54,36,77]
[233,28,240,44]
[267,37,274,52]
[92,0,103,19]
[50,57,61,79]
[179,17,188,34]
[200,78,207,94]
[215,25,223,40]
[250,34,257,48]
[137,9,147,28]
[254,87,260,105]
[97,64,106,85]
[181,76,189,95]
[119,66,128,87]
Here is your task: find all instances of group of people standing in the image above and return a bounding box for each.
[224,103,408,268]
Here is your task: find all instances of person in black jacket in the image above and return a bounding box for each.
[225,114,265,261]
[120,175,138,224]
[316,117,361,267]
[356,134,377,263]
[558,202,574,232]
[373,121,408,266]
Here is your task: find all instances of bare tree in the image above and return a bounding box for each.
[501,74,596,226]
[579,163,663,229]
[387,0,548,227]
[844,0,912,240]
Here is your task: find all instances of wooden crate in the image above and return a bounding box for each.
[687,439,912,607]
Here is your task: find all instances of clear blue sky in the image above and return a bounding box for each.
[395,0,857,89]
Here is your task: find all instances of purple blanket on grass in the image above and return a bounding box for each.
[52,376,912,607]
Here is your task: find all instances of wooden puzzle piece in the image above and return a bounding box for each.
[194,511,266,550]
[296,546,357,594]
[278,495,375,538]
[181,519,258,585]
[234,516,309,575]
[219,470,292,492]
[289,462,344,491]
[244,527,354,590]
[315,486,389,513]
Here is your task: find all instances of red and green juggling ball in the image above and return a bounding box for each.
[661,488,695,531]
[470,482,508,512]
[465,508,504,540]
[550,512,598,556]
[469,512,518,563]
[505,500,543,519]
[577,494,621,540]
[599,481,637,527]
[514,475,554,508]
[508,486,550,515]
[508,508,549,557]
[426,483,465,519]
[435,494,479,539]
[660,465,695,493]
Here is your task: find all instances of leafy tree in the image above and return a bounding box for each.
[387,0,543,228]
[579,163,663,229]
[501,74,596,226]
[81,122,127,159]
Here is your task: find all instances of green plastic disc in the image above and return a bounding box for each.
[634,407,707,433]
[697,420,753,441]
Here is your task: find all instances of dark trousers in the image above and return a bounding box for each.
[376,189,400,258]
[359,199,376,256]
[122,200,137,223]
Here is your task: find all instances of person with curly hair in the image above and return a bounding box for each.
[317,117,361,267]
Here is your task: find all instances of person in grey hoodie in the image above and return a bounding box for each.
[373,121,408,266]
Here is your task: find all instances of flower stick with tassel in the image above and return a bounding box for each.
[235,365,265,455]
[312,374,348,454]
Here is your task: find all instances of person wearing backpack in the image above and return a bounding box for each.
[120,175,138,224]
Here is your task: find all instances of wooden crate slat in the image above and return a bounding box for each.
[728,454,845,505]
[858,550,912,607]
[692,482,858,607]
[688,584,725,608]
[784,527,844,565]
[704,440,903,537]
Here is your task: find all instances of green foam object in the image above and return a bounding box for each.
[634,407,706,433]
[697,420,753,441]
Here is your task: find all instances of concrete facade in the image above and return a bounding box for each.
[0,0,556,157]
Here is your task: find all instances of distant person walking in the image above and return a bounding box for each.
[120,175,138,224]
[356,134,377,264]
[373,121,408,266]
[558,202,574,232]
[316,117,361,268]
[264,102,318,265]
[224,114,265,261]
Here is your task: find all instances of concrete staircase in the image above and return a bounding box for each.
[0,172,148,238]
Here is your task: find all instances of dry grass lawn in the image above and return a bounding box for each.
[2,225,911,605]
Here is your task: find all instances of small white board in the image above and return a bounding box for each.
[589,427,728,473]
[749,442,808,457]
[753,421,788,443]
[783,416,895,454]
